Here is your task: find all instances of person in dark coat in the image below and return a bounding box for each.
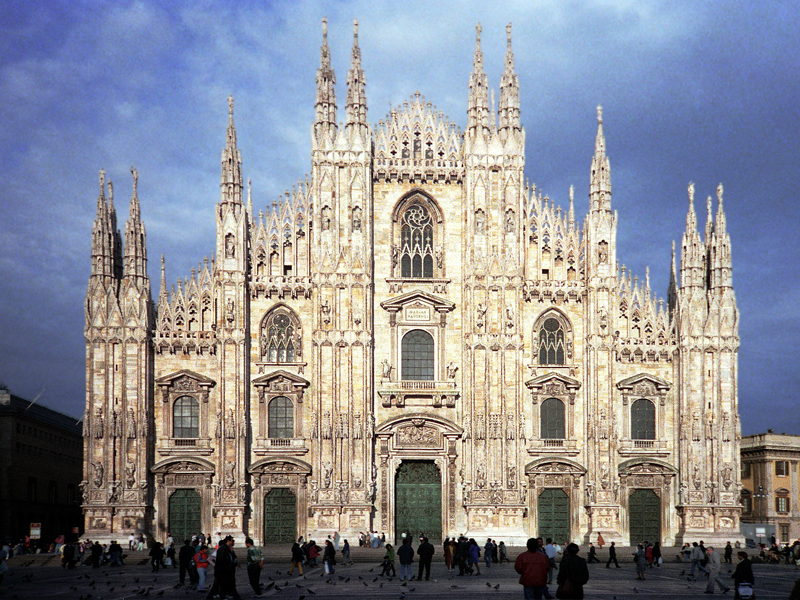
[90,541,103,568]
[731,551,754,599]
[397,537,415,581]
[605,541,620,568]
[556,543,590,599]
[149,542,165,572]
[587,543,599,563]
[724,542,733,564]
[416,537,435,581]
[179,539,198,586]
[205,536,242,600]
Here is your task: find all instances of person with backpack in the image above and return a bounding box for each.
[556,543,590,599]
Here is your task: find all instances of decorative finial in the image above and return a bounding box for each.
[688,181,695,204]
[717,182,724,204]
[99,169,106,193]
[476,22,482,42]
[353,19,358,39]
[322,17,328,40]
[228,95,234,118]
[506,23,512,47]
[706,195,713,219]
[131,166,138,196]
[597,105,603,124]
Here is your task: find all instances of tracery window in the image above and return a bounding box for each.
[630,398,656,440]
[267,396,294,439]
[538,317,565,365]
[400,205,434,278]
[401,329,434,380]
[261,307,300,363]
[540,398,565,439]
[173,396,199,438]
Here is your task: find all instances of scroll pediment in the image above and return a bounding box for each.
[616,373,670,393]
[249,457,312,475]
[376,412,463,436]
[151,457,216,474]
[618,458,678,476]
[155,369,216,390]
[525,457,586,476]
[380,290,455,313]
[525,372,581,392]
[252,369,310,390]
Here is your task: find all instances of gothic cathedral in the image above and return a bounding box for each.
[83,22,742,545]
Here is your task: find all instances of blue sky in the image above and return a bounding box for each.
[1,1,798,434]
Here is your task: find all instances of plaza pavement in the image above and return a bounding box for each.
[1,545,798,599]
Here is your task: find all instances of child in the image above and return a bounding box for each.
[380,554,396,577]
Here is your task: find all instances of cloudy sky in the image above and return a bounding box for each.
[1,1,798,434]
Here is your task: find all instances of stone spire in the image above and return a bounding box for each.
[568,184,575,228]
[680,182,705,289]
[498,23,520,136]
[314,17,338,142]
[711,183,733,289]
[467,23,489,135]
[345,19,368,134]
[668,240,678,318]
[89,169,123,287]
[589,106,611,213]
[220,95,243,205]
[123,167,148,283]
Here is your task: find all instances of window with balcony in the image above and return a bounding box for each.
[401,329,434,380]
[540,398,566,440]
[173,396,199,438]
[268,396,294,439]
[631,398,656,440]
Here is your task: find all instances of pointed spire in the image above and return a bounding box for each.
[681,182,705,289]
[705,194,714,244]
[124,167,148,283]
[247,178,253,217]
[715,183,727,235]
[220,95,243,205]
[589,106,611,212]
[315,17,338,141]
[568,185,575,227]
[90,169,114,283]
[346,19,368,133]
[498,22,520,136]
[157,254,170,317]
[467,23,489,135]
[686,182,697,232]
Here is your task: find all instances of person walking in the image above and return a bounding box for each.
[149,542,165,572]
[634,544,647,580]
[515,537,550,600]
[499,541,509,563]
[556,543,590,599]
[652,542,662,567]
[587,543,599,563]
[484,538,494,568]
[323,540,336,575]
[205,536,242,600]
[468,538,482,575]
[544,538,558,584]
[689,541,709,580]
[342,539,352,565]
[289,542,304,575]
[108,540,123,566]
[397,537,415,581]
[597,533,605,549]
[705,546,731,594]
[193,545,210,592]
[731,551,754,599]
[90,541,103,568]
[417,536,435,581]
[724,542,733,564]
[443,538,453,570]
[245,538,263,596]
[179,539,197,587]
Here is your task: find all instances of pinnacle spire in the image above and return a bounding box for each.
[467,22,489,134]
[589,106,611,210]
[220,95,243,205]
[315,17,337,141]
[715,183,727,234]
[498,22,520,135]
[346,18,368,133]
[568,185,575,227]
[124,167,147,282]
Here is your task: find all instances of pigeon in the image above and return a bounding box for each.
[679,570,685,576]
[486,582,492,588]
[494,584,500,590]
[401,581,407,587]
[307,588,317,595]
[363,581,368,586]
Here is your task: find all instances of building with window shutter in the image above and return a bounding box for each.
[82,21,742,546]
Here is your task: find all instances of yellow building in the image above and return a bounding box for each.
[741,431,800,544]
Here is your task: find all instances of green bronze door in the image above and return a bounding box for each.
[537,488,570,543]
[629,488,660,544]
[263,488,297,543]
[169,489,202,543]
[395,461,442,542]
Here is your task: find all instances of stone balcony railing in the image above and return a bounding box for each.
[253,437,309,456]
[617,438,670,456]
[377,380,460,408]
[527,438,580,456]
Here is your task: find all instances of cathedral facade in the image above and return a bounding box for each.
[82,22,742,546]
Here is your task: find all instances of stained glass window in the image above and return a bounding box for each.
[400,205,434,278]
[538,317,565,364]
[262,309,298,363]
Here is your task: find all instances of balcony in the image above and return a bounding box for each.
[618,438,670,457]
[528,438,580,456]
[253,437,308,457]
[377,380,460,408]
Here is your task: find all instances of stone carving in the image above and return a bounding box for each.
[321,206,331,230]
[125,461,136,488]
[366,414,375,441]
[476,303,486,329]
[586,481,596,504]
[692,411,701,441]
[489,414,502,439]
[506,414,515,440]
[323,462,333,488]
[126,409,136,439]
[215,411,222,439]
[352,414,362,439]
[693,464,702,490]
[507,466,516,489]
[380,359,392,380]
[94,408,104,439]
[475,209,486,234]
[322,412,332,439]
[108,482,120,504]
[476,464,487,489]
[225,233,235,258]
[321,300,331,324]
[446,361,458,379]
[92,461,104,487]
[705,413,714,439]
[680,482,689,505]
[597,409,609,440]
[352,206,362,232]
[336,414,349,439]
[226,410,235,439]
[505,209,515,233]
[475,414,485,440]
[505,305,515,330]
[463,414,471,440]
[225,298,235,324]
[112,409,122,437]
[224,462,235,488]
[397,425,438,446]
[335,481,349,504]
[722,411,731,442]
[599,463,610,490]
[435,246,444,268]
[722,463,733,490]
[309,480,319,503]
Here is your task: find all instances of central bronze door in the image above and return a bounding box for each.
[537,488,570,543]
[263,487,297,543]
[395,460,442,542]
[169,489,202,543]
[629,488,660,544]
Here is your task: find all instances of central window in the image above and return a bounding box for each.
[540,398,565,439]
[401,329,434,380]
[261,306,301,363]
[268,396,294,439]
[400,204,434,278]
[631,398,656,440]
[538,317,566,364]
[173,396,199,438]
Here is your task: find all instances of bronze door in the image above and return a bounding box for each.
[395,461,442,542]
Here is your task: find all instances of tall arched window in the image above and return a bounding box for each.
[538,317,566,364]
[401,330,434,380]
[400,204,434,278]
[631,399,655,440]
[268,396,294,439]
[540,398,565,439]
[261,307,300,363]
[173,396,199,438]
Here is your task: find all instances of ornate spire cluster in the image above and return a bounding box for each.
[314,17,338,144]
[345,19,367,135]
[498,23,520,136]
[467,23,489,134]
[124,167,147,283]
[89,169,119,287]
[680,182,705,289]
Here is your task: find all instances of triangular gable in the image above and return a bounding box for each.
[616,373,670,392]
[525,371,581,391]
[252,369,310,389]
[380,290,455,313]
[156,369,216,388]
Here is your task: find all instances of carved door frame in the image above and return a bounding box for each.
[618,459,677,544]
[152,457,215,543]
[248,458,311,545]
[524,458,586,543]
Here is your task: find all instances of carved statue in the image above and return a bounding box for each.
[599,463,610,490]
[225,233,235,258]
[224,462,235,488]
[586,482,596,504]
[435,246,443,269]
[476,465,487,489]
[352,206,362,232]
[226,410,235,439]
[598,409,608,440]
[322,412,332,439]
[380,359,393,380]
[225,298,235,324]
[215,411,222,439]
[705,413,714,439]
[391,245,399,269]
[320,300,331,324]
[476,303,486,328]
[125,461,136,488]
[505,209,515,233]
[507,466,516,489]
[722,464,733,490]
[108,482,120,504]
[323,462,333,488]
[92,461,104,487]
[126,408,136,439]
[475,209,486,234]
[446,361,458,379]
[309,480,319,503]
[94,408,104,439]
[679,481,689,505]
[722,411,732,442]
[321,206,332,231]
[505,305,515,329]
[693,464,702,490]
[692,411,701,442]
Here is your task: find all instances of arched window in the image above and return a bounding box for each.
[538,317,566,364]
[401,330,434,380]
[741,489,752,514]
[400,204,434,278]
[173,396,199,438]
[268,396,294,439]
[631,399,655,440]
[261,307,300,363]
[540,398,565,439]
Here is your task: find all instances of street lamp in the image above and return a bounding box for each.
[753,484,768,546]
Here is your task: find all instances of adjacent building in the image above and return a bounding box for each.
[82,22,742,546]
[0,388,83,545]
[740,431,800,544]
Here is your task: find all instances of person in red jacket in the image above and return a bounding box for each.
[515,537,550,600]
[193,545,210,592]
